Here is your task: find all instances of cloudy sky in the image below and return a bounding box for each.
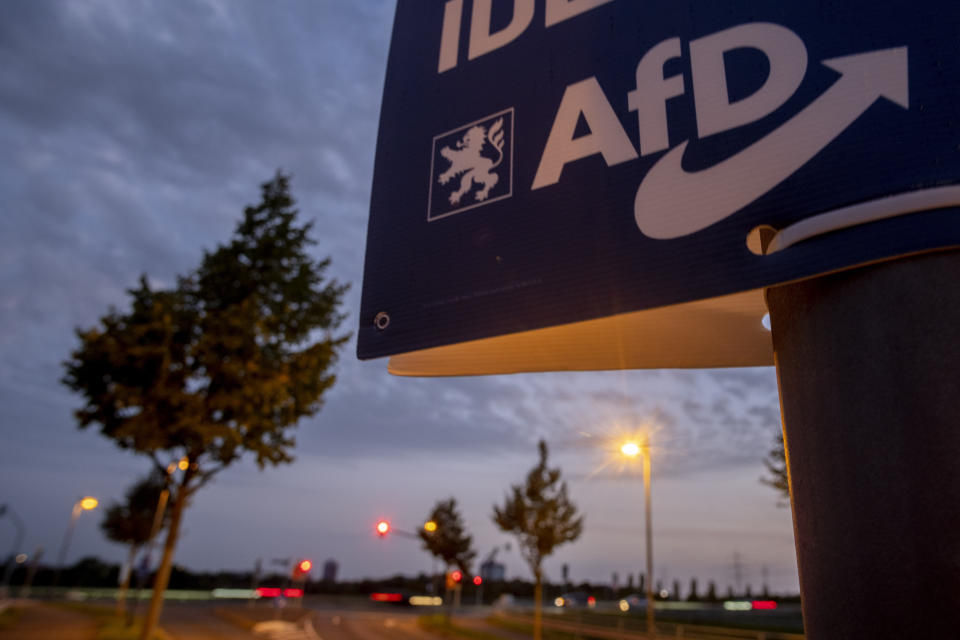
[0,1,797,594]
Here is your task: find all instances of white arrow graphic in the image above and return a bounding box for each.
[635,47,909,239]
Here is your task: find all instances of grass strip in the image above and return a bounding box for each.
[485,614,583,640]
[0,606,22,630]
[418,613,511,640]
[560,609,803,635]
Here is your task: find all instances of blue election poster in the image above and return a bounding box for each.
[360,0,960,373]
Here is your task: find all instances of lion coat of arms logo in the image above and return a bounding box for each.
[428,108,514,221]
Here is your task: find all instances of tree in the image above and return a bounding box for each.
[419,498,475,614]
[492,440,583,640]
[761,431,790,504]
[100,472,168,616]
[62,173,349,639]
[705,581,718,602]
[687,577,699,602]
[419,497,476,573]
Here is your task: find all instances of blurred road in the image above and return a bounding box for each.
[0,599,803,640]
[162,603,259,639]
[308,610,438,640]
[162,603,447,640]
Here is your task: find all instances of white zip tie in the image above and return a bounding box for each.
[766,185,960,254]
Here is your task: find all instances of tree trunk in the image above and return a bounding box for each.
[443,565,451,624]
[139,485,187,640]
[533,569,542,640]
[116,543,138,617]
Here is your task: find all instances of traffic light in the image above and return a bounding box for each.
[292,558,313,581]
[473,575,482,586]
[446,569,463,590]
[376,520,390,536]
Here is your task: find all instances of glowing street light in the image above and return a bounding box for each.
[621,438,655,636]
[374,519,422,539]
[621,442,640,458]
[54,496,99,587]
[424,520,438,533]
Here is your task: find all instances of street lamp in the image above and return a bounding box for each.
[53,496,98,588]
[376,518,441,597]
[0,504,25,595]
[621,439,655,637]
[621,442,640,458]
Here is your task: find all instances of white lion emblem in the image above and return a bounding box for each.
[437,118,505,205]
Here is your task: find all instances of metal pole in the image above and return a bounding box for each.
[249,558,261,608]
[767,250,960,638]
[52,502,82,588]
[643,444,655,638]
[20,547,43,598]
[0,504,26,593]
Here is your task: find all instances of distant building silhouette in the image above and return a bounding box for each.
[480,558,505,582]
[322,559,338,583]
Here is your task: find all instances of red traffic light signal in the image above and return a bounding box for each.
[376,520,390,536]
[298,559,312,573]
[451,570,462,583]
[473,575,482,586]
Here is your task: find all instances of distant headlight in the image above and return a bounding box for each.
[619,599,629,612]
[554,597,565,607]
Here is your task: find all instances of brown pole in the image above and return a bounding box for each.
[766,250,960,638]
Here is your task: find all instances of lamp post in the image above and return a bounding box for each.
[53,497,98,588]
[376,519,444,598]
[621,440,655,637]
[0,504,25,595]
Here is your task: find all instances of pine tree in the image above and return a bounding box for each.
[705,581,718,602]
[761,431,790,504]
[687,577,699,602]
